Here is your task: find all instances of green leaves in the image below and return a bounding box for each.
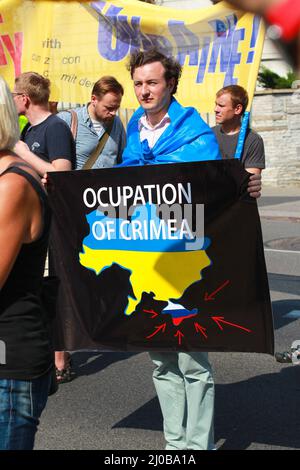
[258,66,298,89]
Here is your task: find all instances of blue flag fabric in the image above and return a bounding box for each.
[234,111,250,160]
[121,98,221,166]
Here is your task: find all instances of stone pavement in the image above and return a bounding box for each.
[258,185,300,220]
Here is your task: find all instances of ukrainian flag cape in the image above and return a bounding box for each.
[121,98,221,166]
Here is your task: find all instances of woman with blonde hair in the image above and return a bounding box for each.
[0,77,54,450]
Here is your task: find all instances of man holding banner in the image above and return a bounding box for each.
[213,84,265,174]
[122,48,262,451]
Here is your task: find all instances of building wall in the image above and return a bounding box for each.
[261,37,291,78]
[252,91,300,187]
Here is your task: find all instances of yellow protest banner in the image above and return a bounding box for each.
[0,0,264,111]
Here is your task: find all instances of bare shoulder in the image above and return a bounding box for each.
[0,171,32,212]
[0,170,30,193]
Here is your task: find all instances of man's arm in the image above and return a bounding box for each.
[246,168,262,175]
[14,140,71,175]
[243,131,265,197]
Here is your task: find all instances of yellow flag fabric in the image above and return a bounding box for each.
[0,0,264,111]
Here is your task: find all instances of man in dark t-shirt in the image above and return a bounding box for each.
[20,114,75,169]
[13,72,75,173]
[213,85,265,174]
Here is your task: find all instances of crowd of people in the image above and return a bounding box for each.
[1,0,298,447]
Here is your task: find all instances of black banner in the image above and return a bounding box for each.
[47,160,274,354]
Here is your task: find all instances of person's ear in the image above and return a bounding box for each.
[91,94,98,106]
[168,77,176,93]
[24,94,31,109]
[235,103,243,116]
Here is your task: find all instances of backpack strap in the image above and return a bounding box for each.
[66,109,78,140]
[82,118,114,170]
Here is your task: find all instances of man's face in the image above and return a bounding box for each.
[12,87,28,115]
[90,92,122,122]
[214,92,242,125]
[133,61,175,118]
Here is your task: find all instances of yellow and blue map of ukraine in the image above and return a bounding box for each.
[80,204,211,326]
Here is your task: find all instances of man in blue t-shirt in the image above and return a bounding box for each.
[13,72,75,174]
[13,72,76,382]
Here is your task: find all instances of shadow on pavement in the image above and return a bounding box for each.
[268,271,300,331]
[113,396,162,432]
[258,196,300,208]
[268,273,300,297]
[71,351,139,377]
[114,366,300,450]
[272,299,300,330]
[215,365,300,450]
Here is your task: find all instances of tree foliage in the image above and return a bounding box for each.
[258,66,298,89]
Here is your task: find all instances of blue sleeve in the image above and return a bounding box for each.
[45,118,76,167]
[57,111,72,127]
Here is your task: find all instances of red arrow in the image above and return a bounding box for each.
[204,280,230,301]
[212,316,251,333]
[174,330,184,345]
[146,323,167,339]
[143,309,159,319]
[194,322,208,339]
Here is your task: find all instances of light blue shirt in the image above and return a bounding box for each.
[58,105,126,170]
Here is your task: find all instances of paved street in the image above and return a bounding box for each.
[35,186,300,450]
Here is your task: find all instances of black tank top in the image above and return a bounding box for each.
[0,165,53,380]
